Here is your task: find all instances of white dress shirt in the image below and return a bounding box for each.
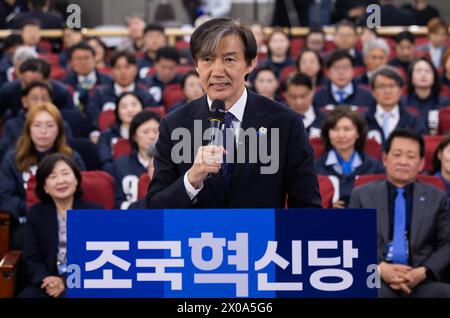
[375,104,400,137]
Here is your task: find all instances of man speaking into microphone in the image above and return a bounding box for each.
[146,18,321,209]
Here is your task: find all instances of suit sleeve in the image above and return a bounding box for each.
[285,115,322,208]
[85,88,101,131]
[421,192,450,279]
[23,207,52,286]
[348,187,363,209]
[146,117,195,209]
[0,155,26,220]
[97,133,114,175]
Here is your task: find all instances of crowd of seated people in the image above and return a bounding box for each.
[1,6,450,297]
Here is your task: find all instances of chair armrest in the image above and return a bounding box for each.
[0,251,22,298]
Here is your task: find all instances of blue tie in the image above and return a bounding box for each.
[222,112,235,191]
[336,90,346,104]
[393,188,408,264]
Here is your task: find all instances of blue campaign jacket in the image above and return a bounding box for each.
[313,80,375,110]
[0,79,74,119]
[97,124,123,175]
[315,151,385,206]
[139,73,182,106]
[62,70,113,109]
[401,94,450,130]
[112,152,147,209]
[0,149,85,222]
[85,82,157,131]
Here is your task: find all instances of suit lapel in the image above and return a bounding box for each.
[410,182,427,250]
[374,181,390,244]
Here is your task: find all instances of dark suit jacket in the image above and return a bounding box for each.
[147,89,322,209]
[349,180,450,280]
[23,200,101,286]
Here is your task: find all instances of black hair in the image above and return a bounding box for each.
[384,128,425,158]
[19,58,51,78]
[394,31,415,45]
[4,34,24,50]
[180,70,199,90]
[35,153,83,203]
[129,110,161,151]
[22,80,52,98]
[68,41,96,60]
[325,49,355,69]
[370,66,404,89]
[19,17,41,29]
[281,72,313,92]
[155,46,180,64]
[144,23,165,35]
[111,50,137,67]
[407,57,441,99]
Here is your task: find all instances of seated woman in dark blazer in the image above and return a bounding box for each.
[19,153,101,298]
[315,106,384,208]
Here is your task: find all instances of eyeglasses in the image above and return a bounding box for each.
[374,84,400,91]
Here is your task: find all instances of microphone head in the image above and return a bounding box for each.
[209,99,225,122]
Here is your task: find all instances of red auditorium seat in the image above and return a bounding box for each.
[26,171,116,210]
[290,38,304,57]
[81,171,116,209]
[310,137,382,160]
[354,66,367,77]
[177,65,194,75]
[112,139,132,159]
[163,83,184,109]
[354,173,446,191]
[317,175,335,208]
[279,65,297,81]
[424,135,444,172]
[146,105,166,118]
[138,173,151,200]
[439,106,450,134]
[98,109,116,132]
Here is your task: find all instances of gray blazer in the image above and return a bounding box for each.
[349,180,450,280]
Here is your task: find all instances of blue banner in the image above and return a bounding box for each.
[66,209,377,298]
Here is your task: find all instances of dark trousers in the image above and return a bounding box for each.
[379,280,450,298]
[18,285,66,298]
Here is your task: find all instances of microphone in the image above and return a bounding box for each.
[208,99,225,147]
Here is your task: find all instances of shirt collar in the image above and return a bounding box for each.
[207,88,247,123]
[78,71,97,84]
[331,83,353,96]
[325,149,362,172]
[137,153,149,169]
[303,105,316,128]
[114,82,135,96]
[375,104,400,117]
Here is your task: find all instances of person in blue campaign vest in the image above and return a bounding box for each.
[402,58,450,135]
[388,31,415,75]
[137,24,167,80]
[97,92,144,175]
[432,135,450,204]
[19,153,101,298]
[0,103,85,251]
[296,49,327,89]
[85,50,157,142]
[0,34,23,86]
[0,57,74,120]
[331,20,364,68]
[313,49,375,111]
[356,38,390,87]
[113,110,160,209]
[147,18,321,209]
[140,46,182,107]
[281,72,324,139]
[365,66,428,147]
[315,106,384,208]
[0,81,73,161]
[350,129,450,298]
[62,42,113,114]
